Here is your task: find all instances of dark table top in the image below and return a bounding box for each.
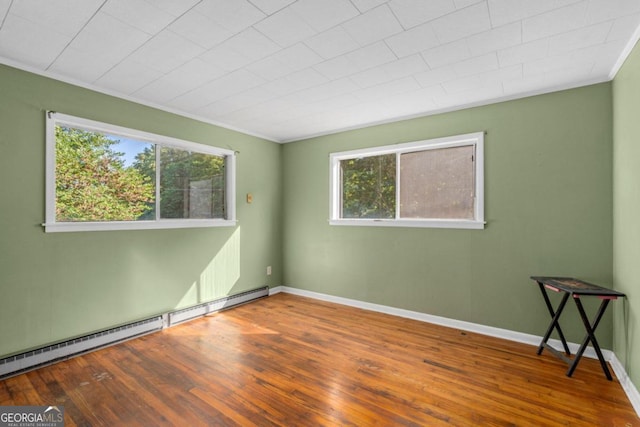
[531,276,626,297]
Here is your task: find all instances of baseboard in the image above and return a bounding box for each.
[609,353,640,415]
[271,285,639,417]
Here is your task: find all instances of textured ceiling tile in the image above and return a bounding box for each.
[497,38,549,67]
[522,1,589,42]
[282,68,330,92]
[198,87,276,116]
[342,5,403,46]
[248,0,297,15]
[170,69,265,111]
[466,22,522,57]
[101,0,176,35]
[388,0,455,29]
[0,0,10,19]
[133,75,199,104]
[431,2,492,44]
[454,0,484,8]
[305,26,360,59]
[272,43,324,71]
[349,54,428,87]
[245,57,291,81]
[555,0,585,7]
[8,0,103,37]
[591,39,628,75]
[293,78,360,104]
[538,62,594,84]
[442,64,521,93]
[2,0,639,142]
[502,73,548,95]
[129,30,204,74]
[147,0,200,17]
[296,94,360,117]
[314,42,399,81]
[586,0,640,24]
[198,28,281,71]
[382,88,440,114]
[261,69,328,97]
[523,47,598,77]
[352,76,421,102]
[168,9,232,50]
[313,55,353,80]
[94,58,164,94]
[254,7,316,47]
[133,58,227,103]
[0,14,71,68]
[246,43,322,81]
[547,22,612,55]
[49,47,120,82]
[50,12,152,78]
[291,0,359,32]
[422,39,472,68]
[435,81,504,108]
[385,21,440,57]
[68,12,138,52]
[413,66,458,87]
[452,53,499,77]
[350,0,389,13]
[345,42,397,74]
[348,66,389,88]
[487,0,558,28]
[197,0,266,33]
[607,13,640,42]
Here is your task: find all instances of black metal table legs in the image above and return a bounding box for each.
[536,282,614,380]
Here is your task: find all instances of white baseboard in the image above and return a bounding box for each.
[609,353,640,415]
[269,285,639,417]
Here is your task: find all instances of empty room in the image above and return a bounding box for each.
[1,0,640,425]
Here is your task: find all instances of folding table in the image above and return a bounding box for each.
[530,276,625,380]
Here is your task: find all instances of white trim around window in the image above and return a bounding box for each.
[44,112,237,233]
[329,132,485,229]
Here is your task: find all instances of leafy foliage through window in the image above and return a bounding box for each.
[330,133,484,229]
[46,113,235,232]
[341,154,396,219]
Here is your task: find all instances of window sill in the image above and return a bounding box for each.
[329,218,485,230]
[43,219,237,233]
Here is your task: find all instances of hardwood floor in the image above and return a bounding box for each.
[1,293,637,426]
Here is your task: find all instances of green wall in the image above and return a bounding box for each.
[0,61,621,362]
[613,39,640,387]
[283,83,614,345]
[0,65,283,357]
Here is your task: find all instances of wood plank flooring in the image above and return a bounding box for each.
[0,293,637,426]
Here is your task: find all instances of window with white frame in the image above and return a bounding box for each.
[329,132,484,229]
[45,112,236,232]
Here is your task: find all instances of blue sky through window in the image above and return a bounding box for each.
[105,134,153,167]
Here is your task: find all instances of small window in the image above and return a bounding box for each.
[330,132,484,229]
[45,112,236,232]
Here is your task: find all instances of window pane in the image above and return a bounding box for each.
[400,146,475,219]
[159,147,226,219]
[341,154,396,219]
[55,125,156,222]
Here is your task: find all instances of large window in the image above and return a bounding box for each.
[330,132,484,229]
[45,112,236,232]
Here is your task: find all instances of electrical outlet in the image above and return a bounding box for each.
[267,266,272,276]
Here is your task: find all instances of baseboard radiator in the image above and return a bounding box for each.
[0,286,269,380]
[167,286,269,326]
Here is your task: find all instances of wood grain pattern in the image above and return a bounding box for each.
[0,293,637,426]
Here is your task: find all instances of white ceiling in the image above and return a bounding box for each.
[1,0,639,142]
